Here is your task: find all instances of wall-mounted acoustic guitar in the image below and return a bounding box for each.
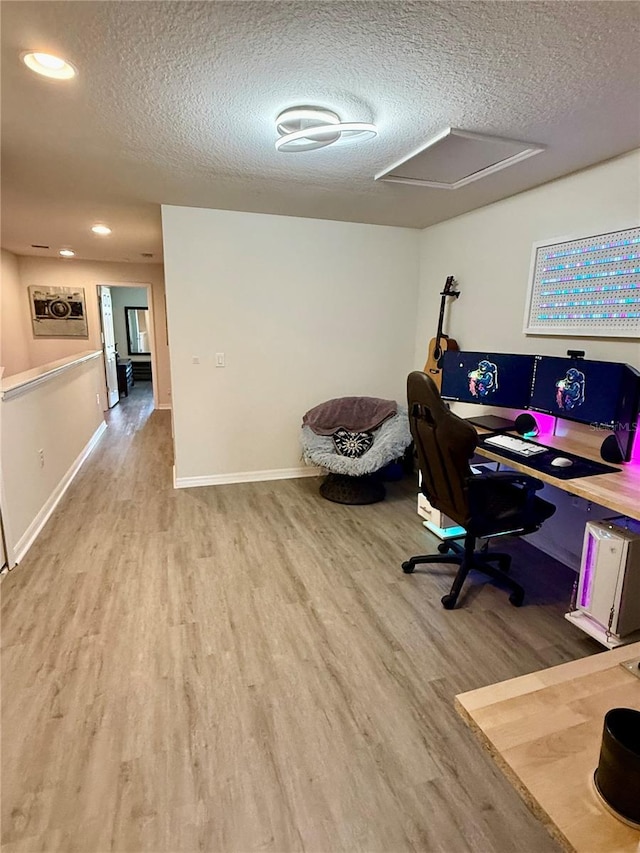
[423,275,460,390]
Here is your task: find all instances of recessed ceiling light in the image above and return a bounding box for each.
[91,224,112,235]
[21,51,76,80]
[275,105,377,152]
[59,248,75,257]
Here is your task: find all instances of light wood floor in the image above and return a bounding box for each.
[1,383,599,853]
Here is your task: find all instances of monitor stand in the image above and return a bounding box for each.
[464,414,516,431]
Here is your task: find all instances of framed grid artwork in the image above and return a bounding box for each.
[523,226,640,338]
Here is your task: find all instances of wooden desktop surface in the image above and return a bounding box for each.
[474,427,639,521]
[456,643,640,853]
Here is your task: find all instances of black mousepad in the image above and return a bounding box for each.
[480,438,622,479]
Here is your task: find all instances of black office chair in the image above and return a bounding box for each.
[403,371,556,609]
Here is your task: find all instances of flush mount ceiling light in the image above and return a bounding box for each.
[21,51,77,80]
[91,224,112,235]
[59,248,75,257]
[275,106,377,152]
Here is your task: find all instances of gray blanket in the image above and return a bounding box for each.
[302,396,397,436]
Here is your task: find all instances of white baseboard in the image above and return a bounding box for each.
[174,465,322,489]
[12,421,108,565]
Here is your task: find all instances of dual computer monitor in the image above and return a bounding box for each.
[441,351,640,460]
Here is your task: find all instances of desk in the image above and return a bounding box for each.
[475,429,639,521]
[456,643,640,853]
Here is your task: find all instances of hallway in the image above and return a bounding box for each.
[1,390,594,853]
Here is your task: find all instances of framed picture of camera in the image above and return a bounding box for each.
[29,286,88,338]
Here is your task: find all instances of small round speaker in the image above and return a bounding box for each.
[600,434,623,464]
[515,413,539,437]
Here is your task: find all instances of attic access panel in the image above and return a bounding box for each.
[375,128,544,189]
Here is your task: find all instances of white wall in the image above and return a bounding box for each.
[1,355,105,560]
[162,205,420,482]
[6,257,171,408]
[1,249,31,375]
[415,150,640,376]
[110,285,148,361]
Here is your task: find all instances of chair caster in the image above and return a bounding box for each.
[441,593,457,609]
[509,590,524,607]
[402,561,415,574]
[437,542,450,554]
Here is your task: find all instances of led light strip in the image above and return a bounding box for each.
[541,267,640,285]
[539,297,640,309]
[537,311,640,320]
[579,533,596,609]
[540,281,640,297]
[542,252,640,272]
[544,236,640,260]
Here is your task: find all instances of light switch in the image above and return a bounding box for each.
[216,352,225,368]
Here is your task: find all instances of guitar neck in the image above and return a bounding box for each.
[434,277,457,349]
[434,305,446,347]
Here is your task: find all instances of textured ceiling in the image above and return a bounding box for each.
[1,1,639,262]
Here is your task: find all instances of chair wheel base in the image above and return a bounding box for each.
[441,593,457,609]
[509,590,525,607]
[402,561,415,574]
[437,542,450,554]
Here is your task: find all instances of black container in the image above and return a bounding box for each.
[594,707,640,826]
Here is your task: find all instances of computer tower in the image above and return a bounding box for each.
[574,519,640,640]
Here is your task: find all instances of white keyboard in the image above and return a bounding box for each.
[483,434,548,457]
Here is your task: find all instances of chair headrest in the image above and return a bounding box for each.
[407,372,450,420]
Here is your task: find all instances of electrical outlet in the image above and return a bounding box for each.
[96,393,101,407]
[38,449,45,468]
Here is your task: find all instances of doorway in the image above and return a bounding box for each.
[98,283,157,409]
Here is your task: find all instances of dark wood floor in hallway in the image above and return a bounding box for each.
[1,382,598,853]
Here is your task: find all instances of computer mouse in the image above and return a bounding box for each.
[551,456,574,468]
